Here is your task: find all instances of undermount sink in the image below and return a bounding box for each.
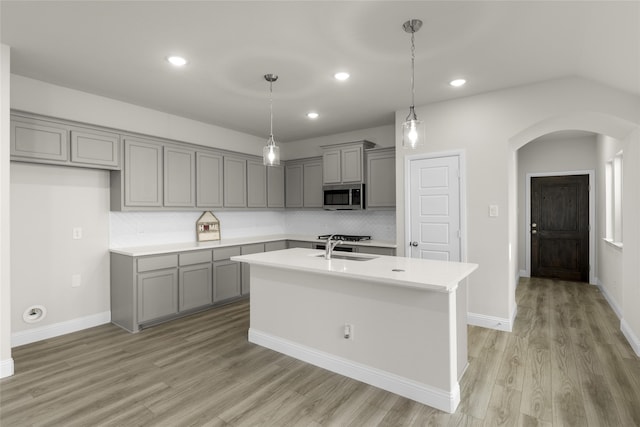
[314,253,378,262]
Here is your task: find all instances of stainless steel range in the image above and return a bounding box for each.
[315,234,371,252]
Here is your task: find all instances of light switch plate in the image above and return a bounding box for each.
[72,227,82,239]
[489,205,499,217]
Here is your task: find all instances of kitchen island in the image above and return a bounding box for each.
[231,248,478,413]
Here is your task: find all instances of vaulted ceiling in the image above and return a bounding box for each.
[2,1,639,142]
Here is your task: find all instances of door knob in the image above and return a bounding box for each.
[531,223,537,228]
[410,241,418,247]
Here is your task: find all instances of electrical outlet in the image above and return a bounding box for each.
[72,227,83,239]
[72,274,81,288]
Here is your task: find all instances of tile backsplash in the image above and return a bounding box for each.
[110,209,396,248]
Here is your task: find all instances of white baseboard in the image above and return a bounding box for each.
[519,269,528,278]
[248,328,460,413]
[621,319,640,358]
[596,279,623,319]
[0,358,14,378]
[468,309,515,332]
[12,311,111,348]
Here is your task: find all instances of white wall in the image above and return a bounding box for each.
[0,44,14,377]
[621,129,640,355]
[395,77,640,332]
[517,134,597,273]
[10,163,111,340]
[597,134,625,311]
[10,75,267,156]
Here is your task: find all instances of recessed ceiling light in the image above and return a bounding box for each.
[167,56,187,67]
[307,112,319,119]
[449,78,466,87]
[334,72,350,81]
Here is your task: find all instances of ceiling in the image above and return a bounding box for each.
[2,1,639,143]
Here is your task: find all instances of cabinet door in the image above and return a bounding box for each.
[265,240,287,252]
[341,146,363,183]
[179,264,212,311]
[303,161,323,208]
[137,269,178,323]
[196,152,223,208]
[213,260,241,302]
[11,117,69,162]
[124,138,163,207]
[223,156,247,208]
[285,164,304,208]
[322,149,341,184]
[70,129,120,168]
[267,164,285,208]
[367,150,396,208]
[247,160,267,208]
[164,146,195,207]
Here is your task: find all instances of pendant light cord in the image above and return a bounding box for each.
[268,79,275,144]
[406,23,417,122]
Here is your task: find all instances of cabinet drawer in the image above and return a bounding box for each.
[179,250,211,266]
[357,246,396,256]
[265,241,287,252]
[213,246,241,261]
[137,254,178,272]
[241,243,264,255]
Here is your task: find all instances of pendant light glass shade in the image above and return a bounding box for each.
[402,19,425,149]
[263,74,281,166]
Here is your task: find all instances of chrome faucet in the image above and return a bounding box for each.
[325,234,342,260]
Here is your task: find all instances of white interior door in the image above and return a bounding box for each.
[408,155,461,261]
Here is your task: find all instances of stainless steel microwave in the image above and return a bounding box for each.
[323,184,364,210]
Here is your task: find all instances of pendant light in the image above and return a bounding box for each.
[263,74,280,166]
[402,19,425,149]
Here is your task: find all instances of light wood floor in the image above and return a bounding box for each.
[1,277,639,426]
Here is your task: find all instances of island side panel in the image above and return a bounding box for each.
[248,264,457,399]
[457,280,468,380]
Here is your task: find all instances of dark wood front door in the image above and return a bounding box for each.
[531,175,589,282]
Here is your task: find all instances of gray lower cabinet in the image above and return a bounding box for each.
[178,250,212,311]
[137,269,179,323]
[357,246,396,256]
[287,240,314,249]
[213,246,242,302]
[265,240,287,252]
[240,243,265,295]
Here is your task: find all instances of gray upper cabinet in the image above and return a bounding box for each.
[196,151,224,208]
[247,160,267,208]
[321,141,374,184]
[285,158,322,208]
[164,146,195,207]
[303,160,323,208]
[124,138,163,207]
[366,147,396,209]
[10,113,121,169]
[267,165,285,208]
[11,117,69,163]
[223,156,247,208]
[70,129,119,168]
[285,163,304,208]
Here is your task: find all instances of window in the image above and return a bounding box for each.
[605,151,623,246]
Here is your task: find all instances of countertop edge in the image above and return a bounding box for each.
[110,234,397,257]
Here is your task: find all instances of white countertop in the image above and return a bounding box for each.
[110,234,396,257]
[232,248,478,293]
